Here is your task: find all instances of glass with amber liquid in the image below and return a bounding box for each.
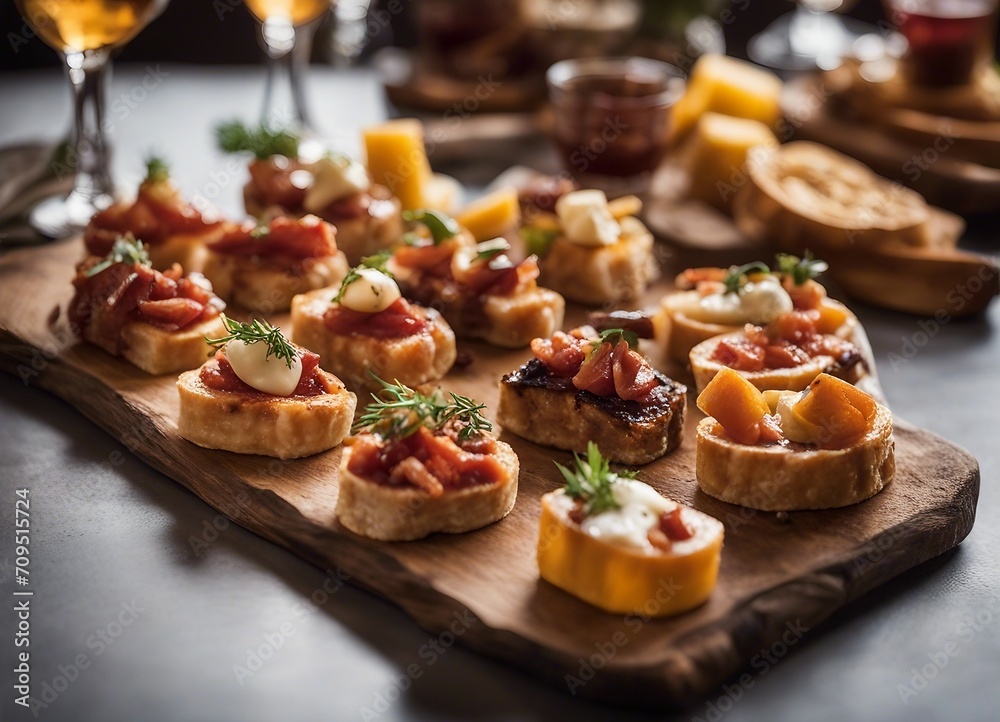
[244,0,333,142]
[13,0,169,236]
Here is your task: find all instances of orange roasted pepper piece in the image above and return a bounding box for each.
[696,367,772,444]
[793,373,877,449]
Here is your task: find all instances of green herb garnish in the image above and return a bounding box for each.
[596,327,639,351]
[402,209,459,244]
[144,155,170,183]
[332,251,394,303]
[215,119,300,160]
[85,235,150,277]
[723,261,771,295]
[520,226,557,258]
[555,441,637,517]
[475,238,511,261]
[206,315,298,369]
[775,252,828,286]
[353,375,492,442]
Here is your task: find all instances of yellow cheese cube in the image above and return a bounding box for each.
[363,119,432,211]
[682,112,779,212]
[671,54,783,143]
[455,187,521,242]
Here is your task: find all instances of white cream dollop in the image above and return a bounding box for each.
[672,276,793,325]
[303,155,370,212]
[775,388,821,444]
[579,479,674,551]
[339,268,401,313]
[225,339,302,397]
[555,189,621,247]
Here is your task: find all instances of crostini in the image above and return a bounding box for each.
[177,316,356,458]
[688,308,866,395]
[537,442,724,616]
[85,157,224,272]
[290,253,456,390]
[388,209,565,348]
[656,254,857,365]
[498,326,686,465]
[201,215,349,313]
[217,121,404,265]
[695,368,894,510]
[519,189,658,306]
[336,378,519,541]
[69,235,226,375]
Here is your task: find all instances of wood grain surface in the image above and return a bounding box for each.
[0,238,980,709]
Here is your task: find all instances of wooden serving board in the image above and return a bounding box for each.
[0,239,980,709]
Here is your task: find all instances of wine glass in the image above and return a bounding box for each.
[748,0,867,73]
[12,0,170,238]
[244,0,333,156]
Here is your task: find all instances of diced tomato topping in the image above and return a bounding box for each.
[209,215,337,259]
[768,311,817,345]
[676,267,727,290]
[783,277,825,310]
[137,297,204,329]
[84,179,220,257]
[573,341,618,397]
[393,239,460,277]
[758,414,785,444]
[530,332,586,376]
[246,156,308,211]
[659,508,693,541]
[323,297,427,339]
[461,256,540,298]
[70,257,223,353]
[199,347,327,397]
[763,342,811,369]
[346,426,503,493]
[612,342,660,401]
[712,337,766,372]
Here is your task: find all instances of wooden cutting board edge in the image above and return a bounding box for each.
[0,321,980,709]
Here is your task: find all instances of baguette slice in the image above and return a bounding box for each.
[118,315,226,376]
[335,439,519,541]
[733,141,932,249]
[695,405,895,511]
[498,360,686,465]
[474,287,565,348]
[202,253,349,314]
[540,216,659,306]
[290,289,456,390]
[177,369,356,459]
[244,184,404,267]
[689,331,866,395]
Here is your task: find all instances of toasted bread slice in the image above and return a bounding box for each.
[474,287,565,348]
[540,217,659,306]
[202,253,349,314]
[498,359,686,465]
[117,315,226,376]
[689,331,866,394]
[695,406,895,510]
[290,289,456,390]
[656,292,858,366]
[335,439,519,541]
[244,184,403,266]
[176,369,356,459]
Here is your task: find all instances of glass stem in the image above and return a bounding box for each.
[260,18,319,132]
[63,48,114,205]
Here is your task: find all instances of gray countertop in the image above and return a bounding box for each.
[0,65,997,722]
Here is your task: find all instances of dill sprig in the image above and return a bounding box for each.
[332,251,394,303]
[205,315,298,368]
[555,441,638,517]
[402,209,459,244]
[775,251,828,286]
[144,155,170,183]
[85,235,150,277]
[215,119,300,160]
[352,375,492,442]
[723,261,771,295]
